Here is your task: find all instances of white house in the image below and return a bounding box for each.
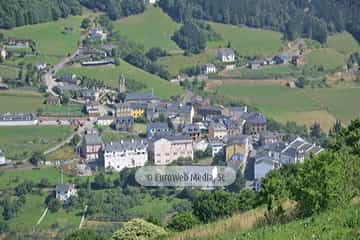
[148,0,158,4]
[217,48,236,63]
[96,116,114,126]
[89,28,107,41]
[55,184,77,202]
[149,135,193,165]
[0,149,6,165]
[208,139,225,157]
[103,139,148,172]
[0,48,7,60]
[203,63,217,75]
[280,137,324,164]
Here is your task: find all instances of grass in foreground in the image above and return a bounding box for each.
[0,90,43,113]
[59,60,183,99]
[0,125,73,160]
[207,22,284,57]
[113,5,180,51]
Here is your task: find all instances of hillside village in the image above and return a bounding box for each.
[0,0,359,239]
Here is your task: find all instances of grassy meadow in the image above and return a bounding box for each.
[114,5,180,51]
[305,48,346,72]
[0,65,20,79]
[0,125,73,160]
[326,32,360,56]
[218,65,302,79]
[0,90,43,113]
[0,11,98,57]
[211,83,360,130]
[42,104,84,116]
[207,22,284,57]
[59,60,183,99]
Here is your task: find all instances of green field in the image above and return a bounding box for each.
[38,207,82,231]
[305,48,346,72]
[1,11,97,56]
[59,60,183,99]
[0,125,73,160]
[5,55,62,67]
[43,104,84,116]
[158,50,216,76]
[219,65,302,79]
[0,65,20,79]
[47,145,76,161]
[0,90,43,113]
[213,84,360,129]
[327,32,360,56]
[114,5,180,51]
[207,22,284,57]
[8,194,46,232]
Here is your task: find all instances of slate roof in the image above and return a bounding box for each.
[116,116,134,124]
[84,134,103,145]
[56,184,75,193]
[147,122,169,130]
[126,92,155,102]
[243,112,267,124]
[104,139,147,152]
[227,135,249,145]
[0,113,37,121]
[218,48,235,56]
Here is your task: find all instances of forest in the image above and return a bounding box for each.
[159,0,360,44]
[0,0,145,29]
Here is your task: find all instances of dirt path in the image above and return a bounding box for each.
[36,207,48,226]
[78,205,88,229]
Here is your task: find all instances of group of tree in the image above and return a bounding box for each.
[159,0,360,44]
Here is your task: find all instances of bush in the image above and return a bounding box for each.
[111,219,166,240]
[168,212,199,231]
[47,198,61,213]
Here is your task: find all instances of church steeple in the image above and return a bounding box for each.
[119,74,126,93]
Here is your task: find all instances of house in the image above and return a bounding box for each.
[147,103,194,127]
[0,48,7,60]
[149,135,194,165]
[217,48,236,63]
[222,118,244,137]
[125,92,157,103]
[208,121,227,140]
[248,60,262,70]
[242,112,267,135]
[146,122,170,138]
[96,116,114,126]
[280,137,323,164]
[55,184,77,202]
[225,135,250,163]
[84,102,100,117]
[208,139,225,157]
[58,73,77,84]
[196,106,223,121]
[36,63,47,71]
[182,122,208,141]
[149,0,158,4]
[115,103,132,118]
[0,149,6,165]
[273,54,292,65]
[259,131,283,146]
[81,134,103,161]
[0,113,38,126]
[114,116,134,132]
[81,89,99,102]
[223,106,248,118]
[254,153,281,189]
[89,28,107,41]
[46,96,61,105]
[203,63,217,74]
[103,139,148,172]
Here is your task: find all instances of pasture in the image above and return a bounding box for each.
[157,50,216,76]
[207,22,284,57]
[326,32,360,56]
[0,11,97,57]
[305,48,346,72]
[42,104,84,117]
[211,83,360,130]
[114,5,180,51]
[0,125,73,160]
[218,65,302,79]
[0,90,43,113]
[59,60,183,99]
[0,65,20,79]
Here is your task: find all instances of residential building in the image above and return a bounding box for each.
[147,103,194,127]
[58,73,77,84]
[223,106,248,118]
[254,151,281,180]
[115,103,132,118]
[224,118,244,136]
[259,131,283,146]
[103,139,148,172]
[225,135,250,163]
[280,137,323,164]
[89,28,107,41]
[81,89,99,102]
[208,139,225,157]
[116,102,148,119]
[243,112,267,135]
[96,116,114,126]
[248,60,262,70]
[84,102,100,117]
[36,63,47,71]
[149,135,193,165]
[114,116,134,132]
[182,122,208,141]
[55,184,77,202]
[81,134,103,161]
[0,48,7,60]
[0,150,5,165]
[203,63,217,74]
[0,113,38,126]
[46,96,61,105]
[208,121,227,140]
[217,48,236,63]
[196,106,223,121]
[146,122,170,138]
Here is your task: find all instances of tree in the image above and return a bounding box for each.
[29,151,46,166]
[62,90,71,105]
[146,47,167,61]
[111,219,166,240]
[310,122,323,139]
[172,21,207,54]
[167,212,199,231]
[0,221,8,234]
[226,170,245,193]
[47,198,61,213]
[81,18,91,29]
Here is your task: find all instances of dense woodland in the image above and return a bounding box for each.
[0,0,145,29]
[159,0,360,43]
